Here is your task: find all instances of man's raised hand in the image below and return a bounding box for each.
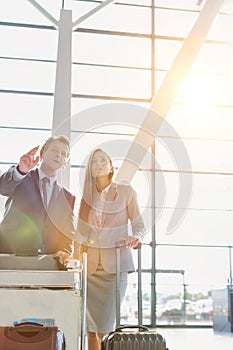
[18,146,40,174]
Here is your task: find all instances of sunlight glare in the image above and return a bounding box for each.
[176,74,215,107]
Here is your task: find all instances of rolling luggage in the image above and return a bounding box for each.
[101,242,168,350]
[101,325,167,350]
[0,322,65,350]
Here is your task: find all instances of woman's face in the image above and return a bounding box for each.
[91,150,112,179]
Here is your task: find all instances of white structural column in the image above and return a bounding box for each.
[52,9,72,187]
[27,1,115,187]
[115,0,225,183]
[52,9,72,138]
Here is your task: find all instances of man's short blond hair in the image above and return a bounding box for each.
[40,135,70,158]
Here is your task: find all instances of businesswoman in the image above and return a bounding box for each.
[77,148,145,350]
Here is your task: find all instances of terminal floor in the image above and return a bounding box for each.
[156,328,233,350]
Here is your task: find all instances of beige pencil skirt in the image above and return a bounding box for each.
[86,265,128,334]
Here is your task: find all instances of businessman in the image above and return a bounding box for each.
[0,135,76,257]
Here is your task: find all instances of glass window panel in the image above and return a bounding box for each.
[192,43,233,75]
[72,65,151,98]
[73,33,151,68]
[131,170,151,207]
[71,130,134,165]
[156,138,233,173]
[0,93,53,128]
[74,4,151,33]
[116,0,151,6]
[207,13,233,41]
[0,59,55,92]
[71,97,150,116]
[157,246,229,290]
[162,173,233,211]
[156,272,184,314]
[70,167,82,204]
[0,129,49,163]
[155,71,233,106]
[72,98,115,116]
[155,39,183,70]
[155,8,198,37]
[177,73,233,106]
[156,1,233,13]
[155,40,233,75]
[71,104,140,135]
[222,2,233,14]
[140,214,152,242]
[141,244,152,270]
[161,105,233,140]
[156,208,233,246]
[155,0,199,10]
[0,196,6,222]
[1,0,60,25]
[71,131,152,191]
[0,164,19,220]
[0,26,58,60]
[71,100,151,135]
[68,1,98,21]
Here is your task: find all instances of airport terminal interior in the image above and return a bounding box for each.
[0,0,233,349]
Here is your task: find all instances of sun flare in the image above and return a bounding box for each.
[177,74,215,107]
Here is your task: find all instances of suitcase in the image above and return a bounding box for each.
[0,321,65,350]
[101,242,168,350]
[101,325,167,350]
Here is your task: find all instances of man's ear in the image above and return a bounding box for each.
[40,149,44,159]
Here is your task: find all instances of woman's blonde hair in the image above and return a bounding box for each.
[79,148,114,222]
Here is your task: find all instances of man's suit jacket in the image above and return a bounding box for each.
[77,183,145,275]
[0,166,75,254]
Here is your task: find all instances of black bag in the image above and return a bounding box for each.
[101,242,169,350]
[0,322,65,350]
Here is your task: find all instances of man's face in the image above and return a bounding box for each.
[41,141,69,172]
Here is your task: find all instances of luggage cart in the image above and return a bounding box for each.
[0,253,87,350]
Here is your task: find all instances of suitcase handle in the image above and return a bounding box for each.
[115,325,149,332]
[14,322,43,327]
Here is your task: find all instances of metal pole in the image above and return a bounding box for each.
[150,0,156,328]
[81,252,87,350]
[115,246,121,328]
[151,140,156,327]
[228,246,233,287]
[137,244,143,325]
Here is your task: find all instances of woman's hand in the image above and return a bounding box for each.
[54,250,72,266]
[125,236,141,249]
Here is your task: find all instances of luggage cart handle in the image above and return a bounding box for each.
[80,250,87,350]
[115,325,149,332]
[115,240,143,327]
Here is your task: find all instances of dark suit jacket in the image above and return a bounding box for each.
[0,166,75,254]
